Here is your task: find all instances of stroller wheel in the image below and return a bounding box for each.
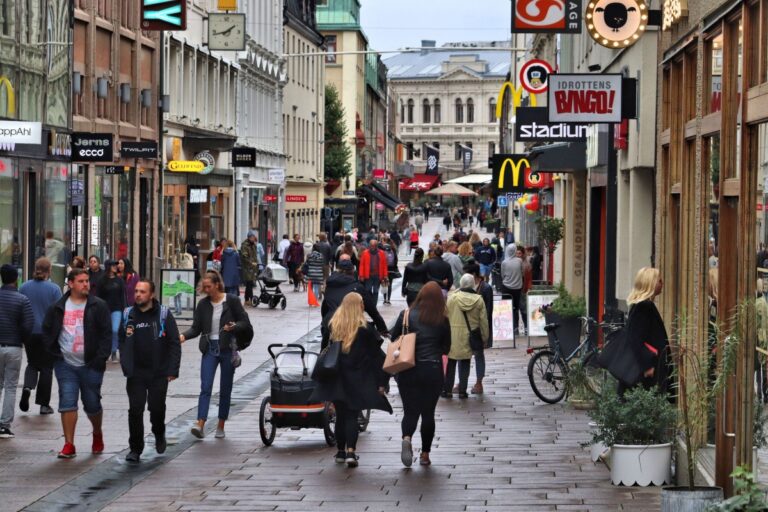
[280,297,287,310]
[259,396,276,446]
[323,402,336,446]
[251,297,260,307]
[268,297,278,309]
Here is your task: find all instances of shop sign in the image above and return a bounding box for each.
[548,74,623,123]
[217,0,236,10]
[515,107,588,142]
[49,131,71,157]
[121,141,158,159]
[264,194,277,202]
[268,168,285,183]
[491,154,544,193]
[0,121,42,149]
[286,195,307,202]
[72,133,114,162]
[0,76,16,117]
[511,0,582,33]
[662,0,686,30]
[141,0,186,30]
[232,147,256,167]
[372,168,386,179]
[496,81,537,118]
[90,216,100,247]
[519,60,554,95]
[168,160,205,172]
[586,0,648,48]
[343,190,356,196]
[194,150,215,175]
[105,166,133,175]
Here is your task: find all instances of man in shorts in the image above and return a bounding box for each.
[43,268,112,459]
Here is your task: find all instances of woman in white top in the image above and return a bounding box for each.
[180,270,252,439]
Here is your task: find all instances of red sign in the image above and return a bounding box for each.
[372,168,386,179]
[548,74,623,123]
[758,203,764,212]
[264,194,277,202]
[519,59,554,95]
[286,195,307,202]
[512,0,582,34]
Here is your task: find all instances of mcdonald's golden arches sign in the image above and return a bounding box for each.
[491,154,546,193]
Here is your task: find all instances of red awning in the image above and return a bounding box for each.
[399,173,440,191]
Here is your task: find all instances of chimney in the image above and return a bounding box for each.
[420,40,436,55]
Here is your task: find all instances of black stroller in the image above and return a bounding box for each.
[252,264,288,310]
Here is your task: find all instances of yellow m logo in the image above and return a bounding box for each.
[495,81,537,119]
[497,158,530,190]
[0,77,16,117]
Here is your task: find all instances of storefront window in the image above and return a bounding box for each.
[0,159,21,272]
[41,163,70,284]
[115,173,130,260]
[707,33,723,114]
[704,134,720,443]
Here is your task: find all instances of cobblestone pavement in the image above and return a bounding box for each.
[1,217,662,511]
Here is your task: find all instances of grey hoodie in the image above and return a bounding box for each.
[501,245,523,290]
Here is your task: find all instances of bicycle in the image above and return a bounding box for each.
[526,316,621,404]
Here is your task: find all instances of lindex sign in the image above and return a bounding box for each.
[547,74,637,123]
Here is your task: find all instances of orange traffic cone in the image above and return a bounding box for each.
[307,280,320,307]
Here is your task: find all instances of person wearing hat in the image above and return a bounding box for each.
[239,230,263,305]
[0,264,35,438]
[95,259,126,362]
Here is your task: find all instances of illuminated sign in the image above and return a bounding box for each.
[519,59,554,95]
[548,74,623,123]
[0,121,42,150]
[495,82,537,119]
[0,76,15,117]
[515,107,588,141]
[141,0,186,31]
[511,0,582,33]
[194,150,215,175]
[662,0,687,30]
[168,160,206,172]
[491,155,542,193]
[586,0,648,48]
[72,133,114,162]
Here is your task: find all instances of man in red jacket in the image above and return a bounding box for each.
[358,239,388,304]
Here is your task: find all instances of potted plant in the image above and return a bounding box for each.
[708,466,768,511]
[535,216,565,254]
[544,283,586,356]
[588,386,677,486]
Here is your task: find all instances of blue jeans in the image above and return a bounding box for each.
[197,341,235,421]
[110,310,122,354]
[312,282,321,301]
[54,360,104,415]
[364,277,381,302]
[473,349,485,379]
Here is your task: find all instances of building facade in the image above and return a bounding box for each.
[283,0,325,243]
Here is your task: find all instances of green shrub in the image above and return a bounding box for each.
[707,466,768,512]
[588,386,677,446]
[550,282,586,318]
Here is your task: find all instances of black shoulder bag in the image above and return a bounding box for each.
[462,311,485,351]
[311,341,341,382]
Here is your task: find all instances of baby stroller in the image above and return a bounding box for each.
[259,344,334,446]
[253,263,288,310]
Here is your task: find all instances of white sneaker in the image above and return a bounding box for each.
[401,439,413,467]
[215,428,225,439]
[191,424,205,439]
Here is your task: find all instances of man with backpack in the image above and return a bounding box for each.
[118,279,181,463]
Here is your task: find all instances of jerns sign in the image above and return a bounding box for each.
[72,133,114,162]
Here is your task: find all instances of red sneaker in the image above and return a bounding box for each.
[92,433,104,454]
[57,442,76,459]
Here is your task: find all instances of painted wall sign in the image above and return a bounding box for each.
[141,0,186,30]
[586,0,648,48]
[519,59,554,95]
[72,133,114,162]
[548,74,623,123]
[662,0,687,30]
[121,141,158,159]
[0,121,42,149]
[167,160,205,172]
[515,107,588,141]
[496,82,537,119]
[491,154,544,193]
[286,195,307,203]
[232,147,256,167]
[511,0,582,33]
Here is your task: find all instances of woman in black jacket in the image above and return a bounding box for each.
[96,260,126,362]
[401,248,429,306]
[623,267,671,396]
[180,270,252,440]
[310,293,392,468]
[390,282,451,467]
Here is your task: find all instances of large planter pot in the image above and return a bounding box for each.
[660,487,723,512]
[324,179,341,195]
[588,422,609,463]
[544,312,582,355]
[610,443,672,486]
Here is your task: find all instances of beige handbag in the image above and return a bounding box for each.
[383,308,417,374]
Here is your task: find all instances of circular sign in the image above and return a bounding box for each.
[519,59,554,95]
[194,150,216,175]
[586,0,649,48]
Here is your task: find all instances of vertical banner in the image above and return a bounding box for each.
[425,145,440,175]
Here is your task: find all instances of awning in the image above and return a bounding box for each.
[369,180,402,206]
[446,173,492,185]
[399,173,440,191]
[360,185,400,210]
[528,141,587,173]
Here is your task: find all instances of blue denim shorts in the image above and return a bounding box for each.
[479,263,492,277]
[54,360,104,416]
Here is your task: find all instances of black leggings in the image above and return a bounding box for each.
[444,359,471,395]
[398,362,443,453]
[333,401,360,451]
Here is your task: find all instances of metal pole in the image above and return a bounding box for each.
[604,123,618,321]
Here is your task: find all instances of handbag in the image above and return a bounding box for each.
[596,309,642,387]
[383,309,417,374]
[311,341,341,381]
[230,341,242,368]
[463,311,485,351]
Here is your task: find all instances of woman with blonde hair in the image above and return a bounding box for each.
[623,267,670,395]
[457,242,475,267]
[310,293,392,467]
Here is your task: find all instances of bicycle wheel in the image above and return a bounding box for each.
[527,350,567,404]
[582,351,607,396]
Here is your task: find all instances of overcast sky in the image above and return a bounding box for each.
[359,0,512,52]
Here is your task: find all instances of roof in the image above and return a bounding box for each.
[384,44,511,80]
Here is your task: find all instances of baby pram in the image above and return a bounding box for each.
[253,264,288,310]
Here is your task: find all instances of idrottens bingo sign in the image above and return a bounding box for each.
[547,74,623,124]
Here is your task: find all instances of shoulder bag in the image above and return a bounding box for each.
[383,309,417,375]
[596,308,642,387]
[463,310,485,351]
[311,341,341,381]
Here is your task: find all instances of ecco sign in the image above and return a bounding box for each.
[72,133,114,162]
[515,107,588,142]
[548,74,623,123]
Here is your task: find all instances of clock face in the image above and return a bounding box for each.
[208,13,245,51]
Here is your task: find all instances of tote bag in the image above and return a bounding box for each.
[596,308,642,387]
[311,341,341,382]
[383,309,417,375]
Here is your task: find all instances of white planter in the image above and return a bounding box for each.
[610,443,672,486]
[588,422,609,463]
